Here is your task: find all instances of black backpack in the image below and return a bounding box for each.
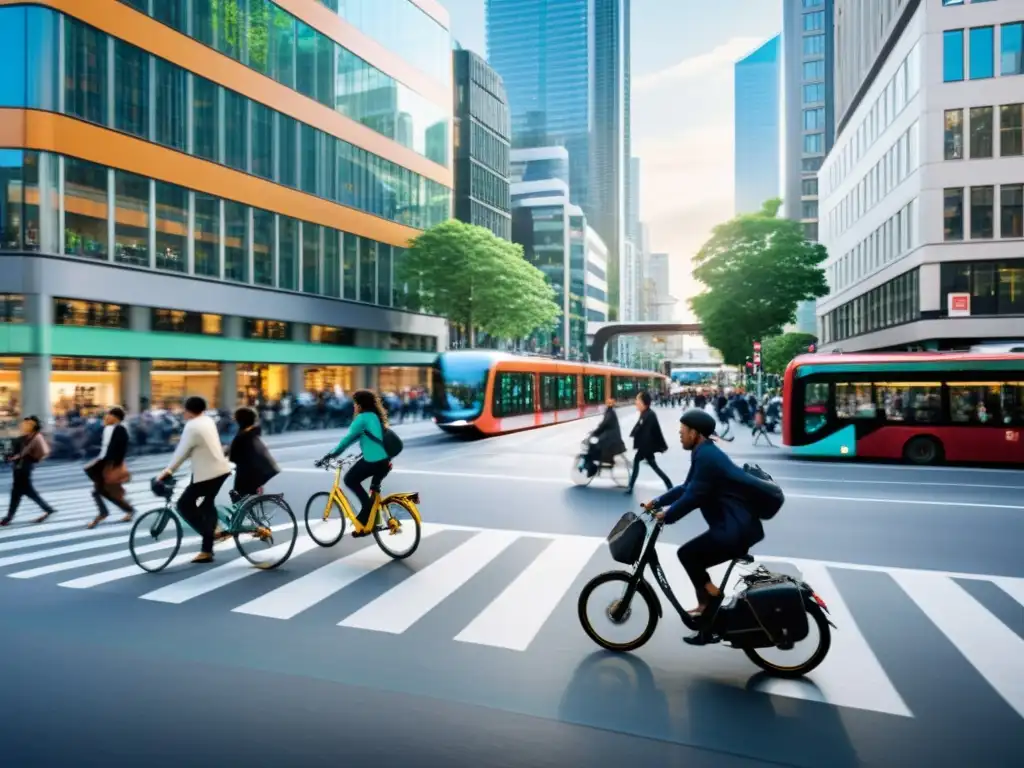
[740,463,785,520]
[367,426,404,458]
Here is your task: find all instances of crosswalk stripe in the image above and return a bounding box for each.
[0,501,163,551]
[140,532,319,604]
[11,532,197,580]
[339,529,519,634]
[233,527,444,620]
[0,533,130,568]
[455,535,601,651]
[59,536,233,588]
[893,571,1024,719]
[753,563,912,717]
[994,576,1024,608]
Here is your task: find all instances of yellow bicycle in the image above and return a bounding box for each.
[303,454,422,559]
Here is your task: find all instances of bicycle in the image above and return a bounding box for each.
[570,439,632,487]
[304,455,422,560]
[128,476,298,572]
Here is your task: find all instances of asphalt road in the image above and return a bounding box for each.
[0,406,1022,767]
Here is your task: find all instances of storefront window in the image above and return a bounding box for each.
[50,358,122,417]
[114,170,150,266]
[246,319,290,340]
[54,299,128,328]
[151,309,222,335]
[378,367,428,393]
[237,364,287,403]
[0,357,21,422]
[310,325,354,345]
[304,366,354,393]
[0,295,24,323]
[151,360,220,409]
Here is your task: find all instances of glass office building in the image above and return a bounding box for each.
[0,0,452,424]
[734,35,782,216]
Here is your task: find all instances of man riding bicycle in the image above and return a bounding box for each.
[643,408,765,645]
[582,397,627,477]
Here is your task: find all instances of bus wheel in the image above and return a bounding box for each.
[903,436,943,465]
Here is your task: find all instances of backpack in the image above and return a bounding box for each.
[366,425,404,458]
[740,463,785,520]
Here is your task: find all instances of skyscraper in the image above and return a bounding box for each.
[487,0,629,320]
[734,36,781,215]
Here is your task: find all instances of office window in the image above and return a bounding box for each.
[271,5,295,89]
[114,39,148,137]
[944,109,963,159]
[802,0,822,7]
[803,133,823,153]
[944,30,965,82]
[803,83,824,103]
[803,12,824,32]
[192,76,219,162]
[194,193,220,277]
[295,21,316,99]
[300,123,318,195]
[302,221,320,294]
[969,27,995,79]
[359,236,377,303]
[153,0,187,33]
[155,181,186,273]
[970,106,994,158]
[802,157,823,172]
[315,28,334,107]
[64,17,108,126]
[278,115,298,188]
[113,171,149,267]
[803,107,825,130]
[252,208,274,287]
[377,244,392,307]
[802,178,818,196]
[971,186,994,239]
[1002,185,1023,238]
[278,215,297,290]
[803,60,824,80]
[803,34,824,56]
[342,233,357,300]
[223,89,248,172]
[251,101,273,180]
[246,0,271,74]
[224,201,247,283]
[944,188,964,241]
[323,229,340,298]
[1001,104,1023,156]
[1002,22,1024,76]
[64,157,108,260]
[153,58,186,151]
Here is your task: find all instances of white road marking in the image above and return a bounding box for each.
[993,576,1024,608]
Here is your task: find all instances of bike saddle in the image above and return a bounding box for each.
[735,554,754,564]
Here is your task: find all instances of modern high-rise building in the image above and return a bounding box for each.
[0,0,452,425]
[487,0,629,321]
[783,0,834,334]
[627,156,641,251]
[734,35,782,215]
[453,49,512,240]
[817,0,1024,352]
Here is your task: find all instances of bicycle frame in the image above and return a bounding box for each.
[320,461,422,534]
[148,491,269,538]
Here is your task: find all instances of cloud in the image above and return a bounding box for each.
[633,36,767,93]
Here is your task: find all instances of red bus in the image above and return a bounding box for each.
[782,353,1024,465]
[431,351,668,435]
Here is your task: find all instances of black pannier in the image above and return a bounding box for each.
[740,463,785,520]
[743,578,809,646]
[607,512,647,565]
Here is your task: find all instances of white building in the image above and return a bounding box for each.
[583,222,610,322]
[817,1,1024,352]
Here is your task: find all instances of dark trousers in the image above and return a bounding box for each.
[344,458,391,524]
[87,462,133,517]
[177,474,230,554]
[677,531,749,598]
[627,452,673,491]
[5,468,55,521]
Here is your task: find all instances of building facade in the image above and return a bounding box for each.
[817,0,1024,352]
[453,49,512,240]
[0,0,452,425]
[584,224,610,323]
[734,35,782,215]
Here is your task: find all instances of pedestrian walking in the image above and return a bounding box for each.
[1,416,57,526]
[85,407,135,528]
[625,391,674,494]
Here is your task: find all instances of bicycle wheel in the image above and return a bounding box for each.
[570,454,594,486]
[129,508,182,573]
[611,455,632,487]
[233,495,298,570]
[303,491,346,547]
[373,497,421,560]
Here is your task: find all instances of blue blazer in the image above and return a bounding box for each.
[653,440,765,547]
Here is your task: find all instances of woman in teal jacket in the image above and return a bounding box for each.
[323,389,392,537]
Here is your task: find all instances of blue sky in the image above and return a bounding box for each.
[443,0,781,314]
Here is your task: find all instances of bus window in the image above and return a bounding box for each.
[1002,383,1024,425]
[874,383,942,423]
[540,375,557,411]
[949,382,1004,424]
[836,383,876,419]
[583,375,605,404]
[804,382,829,434]
[557,375,578,409]
[493,372,534,418]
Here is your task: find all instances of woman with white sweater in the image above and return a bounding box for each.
[156,396,232,564]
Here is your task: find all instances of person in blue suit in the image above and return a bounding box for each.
[643,408,765,645]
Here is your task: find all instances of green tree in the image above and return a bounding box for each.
[399,220,560,345]
[761,332,818,375]
[689,198,828,365]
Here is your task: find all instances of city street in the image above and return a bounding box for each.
[0,407,1022,767]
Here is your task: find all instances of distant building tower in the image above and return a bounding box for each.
[734,35,781,215]
[454,49,512,239]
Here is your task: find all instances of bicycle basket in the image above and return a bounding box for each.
[607,512,647,565]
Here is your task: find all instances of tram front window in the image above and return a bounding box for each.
[432,358,488,419]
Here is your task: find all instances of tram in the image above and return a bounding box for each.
[430,350,669,435]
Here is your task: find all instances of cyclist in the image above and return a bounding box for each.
[582,397,626,477]
[320,389,391,538]
[228,406,279,500]
[643,408,765,644]
[155,396,232,564]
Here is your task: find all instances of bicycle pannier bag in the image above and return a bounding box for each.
[741,463,785,520]
[607,512,646,564]
[743,578,809,645]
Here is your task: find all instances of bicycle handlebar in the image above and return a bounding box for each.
[314,454,362,470]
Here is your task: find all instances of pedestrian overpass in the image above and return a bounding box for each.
[587,321,704,362]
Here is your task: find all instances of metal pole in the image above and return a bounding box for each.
[757,367,763,401]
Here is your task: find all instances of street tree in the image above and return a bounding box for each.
[761,332,818,375]
[400,220,560,345]
[689,198,828,365]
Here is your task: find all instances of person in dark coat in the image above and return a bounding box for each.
[228,407,280,499]
[584,397,627,476]
[2,416,57,526]
[626,391,673,494]
[85,407,134,528]
[645,408,766,645]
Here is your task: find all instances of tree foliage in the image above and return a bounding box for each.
[761,332,818,375]
[689,198,829,365]
[399,220,561,343]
